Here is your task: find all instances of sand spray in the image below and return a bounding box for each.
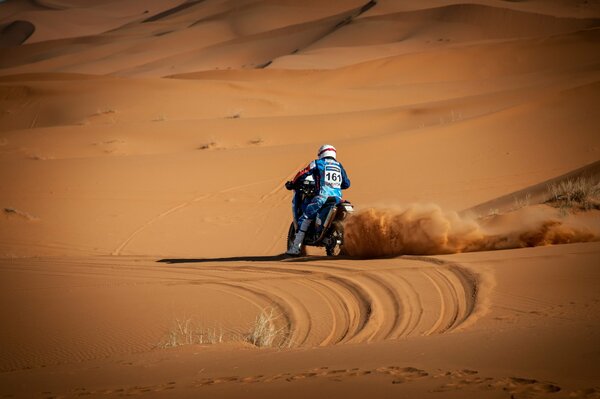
[343,204,600,258]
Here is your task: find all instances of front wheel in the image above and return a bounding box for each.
[325,221,345,256]
[287,222,306,256]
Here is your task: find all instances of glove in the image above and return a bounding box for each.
[285,181,295,190]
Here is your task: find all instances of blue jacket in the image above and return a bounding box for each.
[292,157,350,198]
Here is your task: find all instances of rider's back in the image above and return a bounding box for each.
[313,157,350,199]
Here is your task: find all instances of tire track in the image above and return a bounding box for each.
[172,256,481,347]
[112,179,278,255]
[111,194,211,256]
[0,255,483,371]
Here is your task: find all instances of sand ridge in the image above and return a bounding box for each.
[0,0,599,398]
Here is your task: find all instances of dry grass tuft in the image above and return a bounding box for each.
[245,308,288,348]
[28,154,54,161]
[546,177,600,211]
[198,142,217,150]
[512,193,531,210]
[487,208,500,217]
[3,207,39,221]
[94,108,116,115]
[158,308,292,350]
[159,319,225,348]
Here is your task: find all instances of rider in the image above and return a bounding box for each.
[285,144,350,256]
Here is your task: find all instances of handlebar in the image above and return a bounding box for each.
[286,180,316,197]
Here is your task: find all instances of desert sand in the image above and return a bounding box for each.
[0,0,599,398]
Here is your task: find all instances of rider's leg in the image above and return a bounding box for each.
[287,195,326,255]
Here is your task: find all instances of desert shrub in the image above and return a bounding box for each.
[198,141,216,150]
[512,193,531,210]
[546,177,600,211]
[245,308,288,348]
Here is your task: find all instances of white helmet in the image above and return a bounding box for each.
[318,144,336,159]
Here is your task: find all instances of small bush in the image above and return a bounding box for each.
[512,193,531,210]
[198,142,217,150]
[95,108,116,115]
[546,177,600,211]
[245,308,289,348]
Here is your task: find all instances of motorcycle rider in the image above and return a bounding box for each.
[285,144,350,256]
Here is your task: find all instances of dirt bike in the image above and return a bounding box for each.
[286,176,354,256]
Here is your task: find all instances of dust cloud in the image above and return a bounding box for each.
[343,204,599,258]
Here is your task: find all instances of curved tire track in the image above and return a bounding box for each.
[189,256,480,347]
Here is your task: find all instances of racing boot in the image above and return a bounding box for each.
[286,229,305,256]
[286,219,311,256]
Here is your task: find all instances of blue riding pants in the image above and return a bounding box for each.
[297,195,340,231]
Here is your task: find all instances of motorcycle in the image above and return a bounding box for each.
[286,176,354,256]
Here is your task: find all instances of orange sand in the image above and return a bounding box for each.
[0,0,599,397]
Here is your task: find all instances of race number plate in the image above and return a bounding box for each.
[324,166,342,188]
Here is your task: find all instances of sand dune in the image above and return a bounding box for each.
[272,3,600,69]
[0,243,598,398]
[0,22,598,256]
[2,1,596,77]
[467,159,600,215]
[0,20,36,48]
[0,0,599,398]
[364,0,600,19]
[0,0,188,43]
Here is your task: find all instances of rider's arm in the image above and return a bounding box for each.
[341,164,350,190]
[286,162,316,190]
[291,161,316,184]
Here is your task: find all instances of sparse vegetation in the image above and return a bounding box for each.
[249,138,264,145]
[546,177,600,211]
[225,109,243,119]
[152,114,167,122]
[158,318,225,348]
[512,193,531,210]
[487,208,500,217]
[158,308,291,350]
[94,108,116,115]
[198,141,217,150]
[28,154,53,161]
[3,207,38,221]
[245,307,288,348]
[91,139,125,146]
[84,108,117,124]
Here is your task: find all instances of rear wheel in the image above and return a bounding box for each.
[325,221,345,256]
[287,222,306,256]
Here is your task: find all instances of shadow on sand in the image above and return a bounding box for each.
[157,254,354,264]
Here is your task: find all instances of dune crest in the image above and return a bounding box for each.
[0,21,35,48]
